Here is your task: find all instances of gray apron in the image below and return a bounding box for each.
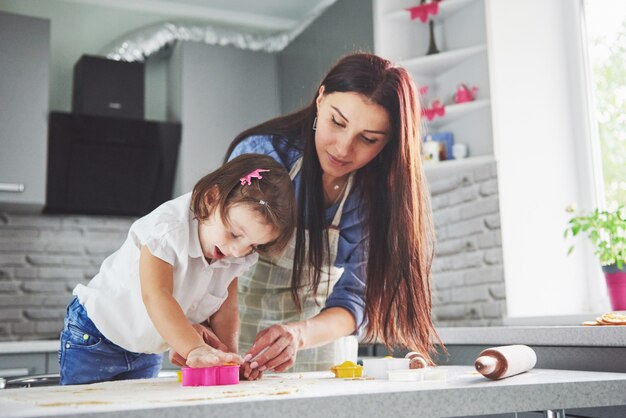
[238,157,358,372]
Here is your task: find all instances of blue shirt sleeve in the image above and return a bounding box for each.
[229,135,367,331]
[323,191,367,331]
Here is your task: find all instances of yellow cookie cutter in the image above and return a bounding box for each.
[330,361,363,378]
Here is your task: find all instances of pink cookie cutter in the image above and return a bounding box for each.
[181,364,240,386]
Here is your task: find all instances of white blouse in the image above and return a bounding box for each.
[73,193,258,354]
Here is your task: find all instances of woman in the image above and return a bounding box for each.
[171,52,442,379]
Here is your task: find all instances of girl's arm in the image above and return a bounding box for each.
[139,246,240,366]
[208,278,240,353]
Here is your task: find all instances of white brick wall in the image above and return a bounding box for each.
[0,160,506,340]
[427,161,506,327]
[0,213,134,340]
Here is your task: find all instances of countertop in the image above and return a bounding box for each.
[1,366,626,418]
[0,341,58,355]
[436,325,626,347]
[1,324,624,355]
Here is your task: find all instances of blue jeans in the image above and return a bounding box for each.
[59,297,163,385]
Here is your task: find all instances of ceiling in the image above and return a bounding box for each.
[62,0,336,31]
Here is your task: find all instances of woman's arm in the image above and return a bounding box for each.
[208,278,240,353]
[243,307,355,376]
[139,246,240,366]
[289,307,356,350]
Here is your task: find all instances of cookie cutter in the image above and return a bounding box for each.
[181,364,240,386]
[362,357,410,379]
[387,367,447,382]
[330,361,363,378]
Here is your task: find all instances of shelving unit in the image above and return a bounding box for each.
[374,0,493,167]
[399,44,486,76]
[422,154,494,173]
[428,98,490,128]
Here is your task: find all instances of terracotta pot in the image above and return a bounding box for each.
[602,264,626,310]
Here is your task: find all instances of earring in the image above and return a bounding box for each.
[312,116,317,131]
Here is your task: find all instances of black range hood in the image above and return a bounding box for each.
[45,112,181,217]
[45,55,181,217]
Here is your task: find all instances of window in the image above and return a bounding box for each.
[583,0,626,210]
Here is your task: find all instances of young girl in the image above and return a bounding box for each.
[59,154,296,385]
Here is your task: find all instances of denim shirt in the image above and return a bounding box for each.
[229,135,367,328]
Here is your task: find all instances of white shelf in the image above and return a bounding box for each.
[399,45,486,76]
[386,0,475,22]
[426,99,490,128]
[423,155,495,174]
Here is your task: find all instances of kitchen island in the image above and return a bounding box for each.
[2,366,626,418]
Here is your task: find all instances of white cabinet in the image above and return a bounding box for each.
[374,0,493,163]
[0,12,50,211]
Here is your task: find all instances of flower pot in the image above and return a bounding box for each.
[602,264,626,310]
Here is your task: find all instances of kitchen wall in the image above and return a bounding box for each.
[0,161,504,341]
[0,215,132,340]
[277,0,374,113]
[427,160,505,327]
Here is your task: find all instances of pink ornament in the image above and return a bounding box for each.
[453,84,478,104]
[421,99,445,121]
[407,2,440,23]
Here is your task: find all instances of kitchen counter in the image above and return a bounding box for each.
[437,325,626,347]
[2,324,624,355]
[2,366,626,418]
[0,341,59,355]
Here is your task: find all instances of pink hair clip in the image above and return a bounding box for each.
[240,168,270,186]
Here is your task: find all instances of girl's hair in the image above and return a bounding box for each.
[225,53,443,363]
[191,154,296,257]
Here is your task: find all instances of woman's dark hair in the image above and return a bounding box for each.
[224,53,443,363]
[191,154,296,257]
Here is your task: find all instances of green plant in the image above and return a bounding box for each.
[564,206,626,269]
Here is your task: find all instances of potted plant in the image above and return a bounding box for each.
[564,205,626,310]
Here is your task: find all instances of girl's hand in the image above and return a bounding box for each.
[243,324,302,377]
[240,361,264,381]
[186,345,243,368]
[169,349,187,367]
[191,323,229,352]
[168,323,229,367]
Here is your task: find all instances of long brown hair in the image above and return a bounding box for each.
[191,154,296,257]
[225,53,442,362]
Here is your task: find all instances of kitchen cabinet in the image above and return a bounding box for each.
[0,342,57,379]
[0,12,50,211]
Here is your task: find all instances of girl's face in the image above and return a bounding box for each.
[314,87,390,181]
[198,203,278,261]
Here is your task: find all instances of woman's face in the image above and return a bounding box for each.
[314,87,390,180]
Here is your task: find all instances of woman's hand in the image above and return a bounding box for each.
[242,324,302,378]
[186,345,242,368]
[169,323,230,367]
